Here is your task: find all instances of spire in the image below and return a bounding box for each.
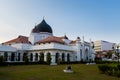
[89,38,91,42]
[82,36,84,42]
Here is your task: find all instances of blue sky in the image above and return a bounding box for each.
[0,0,120,43]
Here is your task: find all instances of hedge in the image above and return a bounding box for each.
[98,64,120,77]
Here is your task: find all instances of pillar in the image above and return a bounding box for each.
[50,51,57,65]
[33,53,35,62]
[8,52,11,62]
[65,53,67,62]
[20,53,23,62]
[44,52,47,62]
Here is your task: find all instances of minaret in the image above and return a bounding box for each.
[82,36,85,61]
[76,36,81,61]
[89,39,95,62]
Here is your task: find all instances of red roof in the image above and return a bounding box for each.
[3,35,30,44]
[70,40,76,44]
[36,36,65,44]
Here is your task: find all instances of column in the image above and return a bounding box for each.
[82,44,85,61]
[16,52,18,62]
[8,52,11,62]
[27,53,30,62]
[65,53,67,62]
[50,51,57,65]
[20,53,23,62]
[44,52,47,62]
[59,53,62,61]
[33,53,35,62]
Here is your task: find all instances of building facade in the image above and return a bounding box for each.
[0,19,95,65]
[94,40,116,59]
[94,40,116,52]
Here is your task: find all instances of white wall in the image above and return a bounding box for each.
[11,43,31,50]
[101,41,114,51]
[29,42,75,51]
[29,32,52,44]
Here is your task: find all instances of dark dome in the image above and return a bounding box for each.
[32,19,53,33]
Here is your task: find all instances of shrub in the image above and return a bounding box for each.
[0,56,4,65]
[98,64,109,73]
[57,58,61,65]
[24,55,29,65]
[98,64,120,78]
[46,54,51,65]
[117,65,120,70]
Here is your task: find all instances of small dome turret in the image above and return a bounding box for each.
[77,36,80,40]
[77,36,81,41]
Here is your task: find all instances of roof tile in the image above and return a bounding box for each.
[36,36,65,44]
[3,35,30,44]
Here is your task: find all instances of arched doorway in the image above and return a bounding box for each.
[80,49,82,60]
[23,53,27,61]
[35,53,38,61]
[4,52,8,61]
[46,53,51,64]
[18,53,20,61]
[40,53,44,62]
[85,48,89,61]
[62,53,65,62]
[30,53,33,61]
[67,53,70,62]
[55,53,59,63]
[11,53,15,61]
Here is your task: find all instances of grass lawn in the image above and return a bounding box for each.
[0,64,119,80]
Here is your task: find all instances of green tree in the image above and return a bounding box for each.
[0,56,4,65]
[39,53,44,63]
[107,52,113,59]
[24,55,29,65]
[57,58,61,65]
[46,53,51,65]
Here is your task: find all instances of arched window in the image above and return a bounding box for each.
[11,53,15,61]
[30,53,33,61]
[18,53,20,61]
[55,53,59,63]
[35,53,38,61]
[85,48,89,61]
[67,53,70,62]
[62,53,65,62]
[46,53,51,64]
[40,53,44,62]
[80,49,82,59]
[4,52,8,61]
[23,53,27,61]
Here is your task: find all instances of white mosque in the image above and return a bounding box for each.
[0,19,95,65]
